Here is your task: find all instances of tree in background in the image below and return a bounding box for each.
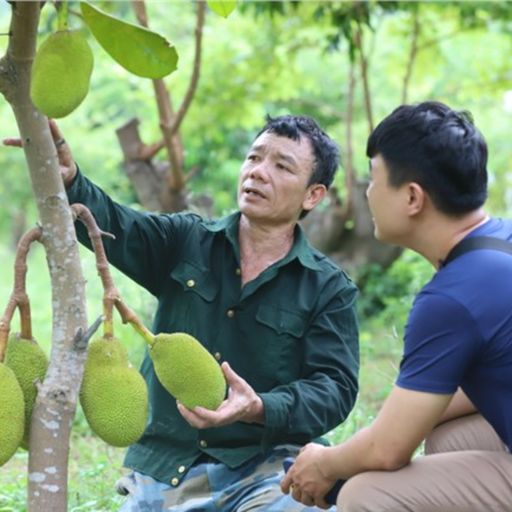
[107,1,512,281]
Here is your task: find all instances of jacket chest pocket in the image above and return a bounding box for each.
[171,260,217,300]
[168,261,218,332]
[252,304,307,386]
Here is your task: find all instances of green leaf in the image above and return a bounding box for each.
[80,2,178,79]
[207,0,237,18]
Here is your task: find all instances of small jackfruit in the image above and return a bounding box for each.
[0,363,25,466]
[150,332,226,410]
[80,337,148,447]
[30,30,93,119]
[5,333,48,449]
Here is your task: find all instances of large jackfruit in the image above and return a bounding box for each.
[30,30,93,119]
[80,337,148,447]
[150,332,226,410]
[0,363,25,466]
[5,333,48,449]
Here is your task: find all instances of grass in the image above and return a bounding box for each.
[0,240,408,510]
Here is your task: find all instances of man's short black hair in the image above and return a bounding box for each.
[366,101,488,216]
[257,114,340,190]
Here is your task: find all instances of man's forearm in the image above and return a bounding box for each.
[322,426,409,482]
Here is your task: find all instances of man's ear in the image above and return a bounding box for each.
[303,184,327,213]
[407,182,426,216]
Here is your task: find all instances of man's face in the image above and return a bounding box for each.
[366,154,411,244]
[238,131,321,225]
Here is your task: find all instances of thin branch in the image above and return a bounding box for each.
[137,138,166,161]
[131,0,205,193]
[355,22,373,133]
[402,7,420,105]
[343,61,356,219]
[72,314,103,352]
[170,0,205,138]
[131,0,192,191]
[184,164,201,183]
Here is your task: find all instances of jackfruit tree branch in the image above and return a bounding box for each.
[71,203,154,345]
[0,228,39,351]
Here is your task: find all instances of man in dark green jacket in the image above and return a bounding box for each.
[52,115,359,510]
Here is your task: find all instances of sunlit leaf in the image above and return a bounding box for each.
[207,1,237,18]
[80,2,178,79]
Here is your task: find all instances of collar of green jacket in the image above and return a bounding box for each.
[202,211,322,272]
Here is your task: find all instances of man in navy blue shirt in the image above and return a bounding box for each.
[282,101,512,511]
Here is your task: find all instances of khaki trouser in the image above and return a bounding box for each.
[337,414,512,512]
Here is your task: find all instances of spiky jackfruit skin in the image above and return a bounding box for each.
[80,337,148,447]
[5,334,48,449]
[151,333,227,410]
[0,363,25,466]
[30,30,93,118]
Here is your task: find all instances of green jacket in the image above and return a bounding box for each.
[68,171,359,486]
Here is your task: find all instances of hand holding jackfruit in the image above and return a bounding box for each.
[0,363,25,466]
[80,337,148,447]
[150,332,226,410]
[5,334,48,449]
[30,30,93,118]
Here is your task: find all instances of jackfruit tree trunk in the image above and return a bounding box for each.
[0,3,88,510]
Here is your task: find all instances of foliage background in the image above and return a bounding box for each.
[0,1,511,509]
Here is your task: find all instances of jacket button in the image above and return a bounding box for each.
[226,309,235,318]
[214,352,221,361]
[171,477,179,486]
[178,465,186,474]
[186,279,195,287]
[199,440,208,448]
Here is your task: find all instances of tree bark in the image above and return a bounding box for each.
[0,3,89,510]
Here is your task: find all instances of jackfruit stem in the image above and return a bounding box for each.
[72,203,119,338]
[128,319,155,346]
[0,226,42,360]
[102,298,114,338]
[70,204,155,345]
[13,228,41,338]
[112,297,154,346]
[57,1,69,31]
[0,320,9,363]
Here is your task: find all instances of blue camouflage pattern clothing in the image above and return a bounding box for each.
[117,445,336,511]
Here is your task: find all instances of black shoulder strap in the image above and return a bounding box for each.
[443,236,512,267]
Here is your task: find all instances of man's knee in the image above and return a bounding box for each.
[337,473,376,512]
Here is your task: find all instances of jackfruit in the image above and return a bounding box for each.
[0,363,25,466]
[150,332,226,410]
[30,30,93,119]
[80,337,148,447]
[5,333,48,449]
